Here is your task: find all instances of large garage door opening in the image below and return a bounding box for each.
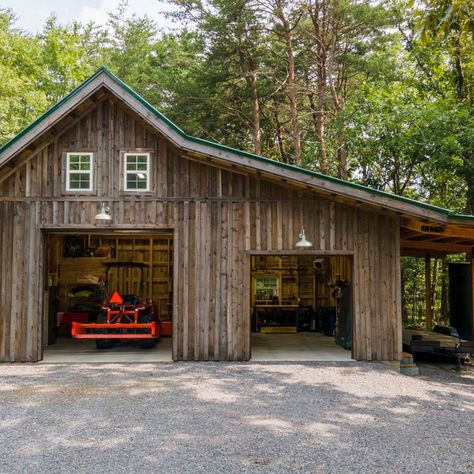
[42,232,173,362]
[250,255,353,361]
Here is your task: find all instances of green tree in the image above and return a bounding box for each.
[170,0,267,154]
[0,9,48,144]
[408,0,474,211]
[104,1,158,93]
[38,16,106,102]
[414,0,474,41]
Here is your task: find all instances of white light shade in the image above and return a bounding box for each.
[94,203,112,222]
[295,228,313,248]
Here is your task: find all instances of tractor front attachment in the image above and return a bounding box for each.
[72,321,157,339]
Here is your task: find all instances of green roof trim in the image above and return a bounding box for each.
[1,66,474,223]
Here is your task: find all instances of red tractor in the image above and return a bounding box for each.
[71,262,160,349]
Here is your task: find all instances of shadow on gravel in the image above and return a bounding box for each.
[416,362,474,386]
[0,361,473,473]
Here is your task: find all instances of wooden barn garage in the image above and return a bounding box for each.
[1,68,474,363]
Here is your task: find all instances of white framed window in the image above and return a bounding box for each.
[66,152,94,192]
[124,153,151,192]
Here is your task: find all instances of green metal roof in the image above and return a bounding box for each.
[1,66,473,223]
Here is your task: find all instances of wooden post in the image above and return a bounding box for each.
[425,253,432,330]
[471,249,474,341]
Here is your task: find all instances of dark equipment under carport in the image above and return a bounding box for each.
[404,326,473,367]
[449,263,473,341]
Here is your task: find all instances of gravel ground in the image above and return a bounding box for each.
[0,362,473,474]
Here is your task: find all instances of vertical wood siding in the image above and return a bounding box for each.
[0,96,401,362]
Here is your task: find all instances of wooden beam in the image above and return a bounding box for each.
[39,224,174,231]
[0,166,13,181]
[402,216,474,240]
[401,229,420,237]
[401,240,470,253]
[247,250,354,256]
[425,236,474,244]
[425,254,432,330]
[400,249,448,258]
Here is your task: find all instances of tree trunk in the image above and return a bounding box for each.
[273,101,287,162]
[466,176,474,214]
[276,1,301,166]
[454,35,464,101]
[337,125,348,180]
[431,258,438,323]
[412,276,417,322]
[441,257,449,324]
[309,0,329,174]
[327,30,348,180]
[401,264,407,323]
[393,152,402,195]
[308,90,328,173]
[245,70,261,155]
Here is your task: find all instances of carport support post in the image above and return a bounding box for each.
[425,253,432,330]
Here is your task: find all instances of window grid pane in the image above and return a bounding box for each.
[125,154,149,191]
[126,174,148,190]
[69,173,90,190]
[69,155,91,171]
[67,154,92,191]
[126,155,148,171]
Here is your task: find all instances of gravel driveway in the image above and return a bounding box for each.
[0,362,473,474]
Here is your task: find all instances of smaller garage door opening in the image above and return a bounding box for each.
[42,232,173,362]
[250,254,353,361]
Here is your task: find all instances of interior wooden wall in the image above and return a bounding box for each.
[250,255,352,310]
[44,234,173,315]
[0,93,401,362]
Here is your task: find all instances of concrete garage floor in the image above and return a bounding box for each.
[43,337,173,363]
[43,333,351,363]
[251,332,353,361]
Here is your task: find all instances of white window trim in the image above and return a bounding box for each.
[123,152,151,192]
[66,152,94,192]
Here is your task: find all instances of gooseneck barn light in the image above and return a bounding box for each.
[295,228,313,248]
[94,202,112,222]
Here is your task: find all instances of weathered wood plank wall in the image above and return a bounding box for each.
[0,95,401,362]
